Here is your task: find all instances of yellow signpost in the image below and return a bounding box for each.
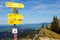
[8,19,22,24]
[8,14,24,19]
[6,2,24,40]
[6,2,24,8]
[8,14,23,24]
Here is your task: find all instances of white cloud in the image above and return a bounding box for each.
[0,2,5,7]
[28,1,60,15]
[0,18,7,24]
[0,15,7,24]
[0,5,5,7]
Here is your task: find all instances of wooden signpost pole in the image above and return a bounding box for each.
[13,8,18,40]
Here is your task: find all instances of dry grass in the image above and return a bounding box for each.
[44,29,60,39]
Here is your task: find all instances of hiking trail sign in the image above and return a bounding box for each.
[12,28,18,34]
[8,19,22,24]
[6,2,24,8]
[8,14,23,24]
[8,14,24,19]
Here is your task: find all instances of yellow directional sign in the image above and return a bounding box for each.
[6,2,24,8]
[8,19,22,24]
[8,14,24,19]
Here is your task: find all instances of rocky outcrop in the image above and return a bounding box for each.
[32,28,45,40]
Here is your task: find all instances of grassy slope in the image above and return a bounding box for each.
[43,29,60,39]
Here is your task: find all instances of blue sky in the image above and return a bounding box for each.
[0,0,60,24]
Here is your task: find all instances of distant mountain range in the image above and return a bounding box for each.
[0,22,50,31]
[0,22,50,39]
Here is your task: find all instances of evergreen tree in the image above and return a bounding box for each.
[41,24,44,28]
[36,24,44,34]
[51,16,59,33]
